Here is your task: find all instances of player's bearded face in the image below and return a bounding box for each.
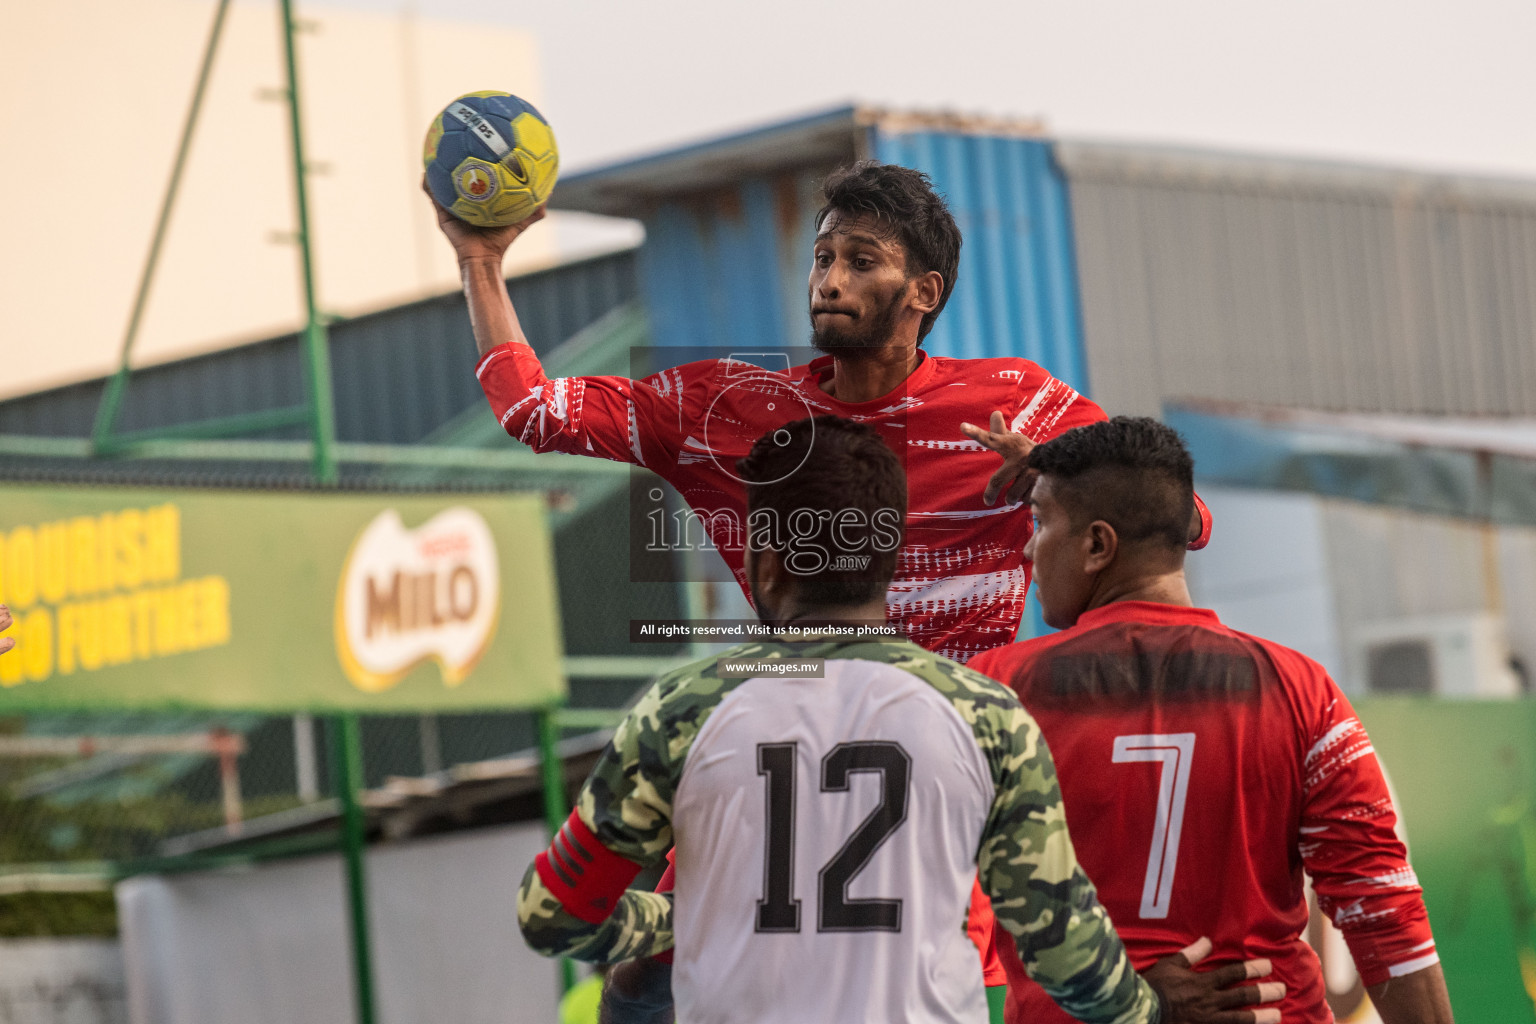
[808,212,914,356]
[810,282,908,354]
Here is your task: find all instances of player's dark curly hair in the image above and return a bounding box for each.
[737,416,906,607]
[1027,417,1195,551]
[816,162,961,344]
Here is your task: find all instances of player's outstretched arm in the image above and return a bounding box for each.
[967,688,1149,1021]
[0,605,14,656]
[517,840,673,963]
[425,182,546,358]
[1295,661,1455,1022]
[426,184,688,467]
[517,676,691,963]
[1366,963,1455,1024]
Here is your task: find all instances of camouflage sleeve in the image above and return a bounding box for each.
[518,866,674,963]
[517,660,720,963]
[972,692,1161,1024]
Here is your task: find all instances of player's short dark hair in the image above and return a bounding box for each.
[816,162,961,344]
[1027,417,1195,551]
[737,416,906,607]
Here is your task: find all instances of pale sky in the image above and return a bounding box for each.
[331,0,1536,180]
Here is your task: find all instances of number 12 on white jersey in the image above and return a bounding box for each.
[1111,733,1196,919]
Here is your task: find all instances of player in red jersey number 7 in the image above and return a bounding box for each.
[968,418,1456,1024]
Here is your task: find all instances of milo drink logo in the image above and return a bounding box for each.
[334,508,500,693]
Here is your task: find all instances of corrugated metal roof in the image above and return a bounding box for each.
[556,106,863,218]
[634,168,826,355]
[874,130,1086,386]
[1061,141,1536,418]
[554,105,1046,218]
[0,250,638,489]
[0,249,637,448]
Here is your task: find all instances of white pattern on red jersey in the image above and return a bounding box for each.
[969,602,1437,1024]
[476,342,1184,662]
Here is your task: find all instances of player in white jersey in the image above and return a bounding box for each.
[517,416,1282,1024]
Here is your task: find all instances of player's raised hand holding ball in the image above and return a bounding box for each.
[424,91,557,226]
[422,91,556,263]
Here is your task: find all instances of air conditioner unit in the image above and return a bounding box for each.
[1349,612,1520,698]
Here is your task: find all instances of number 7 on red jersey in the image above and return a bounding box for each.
[1112,733,1196,920]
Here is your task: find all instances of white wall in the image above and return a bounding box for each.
[1184,486,1346,681]
[1499,528,1536,684]
[0,938,126,1024]
[116,823,560,1024]
[1,0,558,399]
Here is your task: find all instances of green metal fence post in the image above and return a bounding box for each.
[332,713,377,1024]
[536,707,577,994]
[91,0,232,456]
[279,0,338,485]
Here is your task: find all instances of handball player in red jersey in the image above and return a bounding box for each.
[430,162,1210,1020]
[433,161,1211,664]
[968,418,1456,1024]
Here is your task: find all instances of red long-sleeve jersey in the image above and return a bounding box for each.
[477,340,1213,989]
[476,341,1210,663]
[969,602,1438,1024]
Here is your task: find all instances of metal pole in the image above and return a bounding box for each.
[418,713,443,775]
[92,0,233,455]
[535,708,577,994]
[294,713,319,802]
[332,713,377,1024]
[214,728,244,835]
[279,0,339,485]
[1476,451,1507,617]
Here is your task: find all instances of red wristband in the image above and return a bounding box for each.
[651,851,678,963]
[534,810,643,924]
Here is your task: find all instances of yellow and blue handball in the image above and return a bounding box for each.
[423,91,559,228]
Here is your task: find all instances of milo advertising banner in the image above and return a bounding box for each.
[0,486,564,712]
